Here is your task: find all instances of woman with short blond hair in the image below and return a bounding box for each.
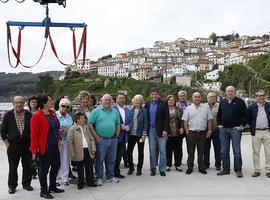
[127,94,148,176]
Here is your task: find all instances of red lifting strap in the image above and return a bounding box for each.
[7,24,21,68]
[7,24,87,68]
[48,26,87,66]
[7,24,48,68]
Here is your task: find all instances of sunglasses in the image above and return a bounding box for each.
[61,105,70,109]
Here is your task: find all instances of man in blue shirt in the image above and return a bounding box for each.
[145,88,169,177]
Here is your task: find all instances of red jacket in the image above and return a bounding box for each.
[30,109,60,155]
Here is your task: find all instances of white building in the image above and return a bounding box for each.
[215,38,227,48]
[205,69,219,81]
[98,65,118,77]
[176,75,192,87]
[203,82,222,91]
[225,52,243,66]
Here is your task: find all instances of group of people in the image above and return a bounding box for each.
[1,85,270,199]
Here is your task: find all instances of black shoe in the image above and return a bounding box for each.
[72,166,78,172]
[23,185,34,191]
[115,174,125,178]
[199,169,207,174]
[124,163,129,168]
[69,173,77,179]
[136,170,142,176]
[49,187,65,193]
[87,183,97,187]
[150,171,156,176]
[186,169,193,174]
[8,188,16,194]
[175,166,183,172]
[160,171,166,177]
[40,193,54,199]
[216,166,222,171]
[77,184,84,190]
[127,168,134,175]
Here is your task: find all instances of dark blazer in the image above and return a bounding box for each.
[248,102,270,136]
[145,99,170,137]
[130,107,148,137]
[113,104,132,143]
[1,109,32,144]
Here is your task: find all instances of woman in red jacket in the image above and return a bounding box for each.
[30,94,64,199]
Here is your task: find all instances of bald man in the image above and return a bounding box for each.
[182,92,212,175]
[88,94,121,186]
[217,86,247,178]
[1,96,33,194]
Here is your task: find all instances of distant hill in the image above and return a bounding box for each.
[0,71,63,102]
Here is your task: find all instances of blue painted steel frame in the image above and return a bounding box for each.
[7,16,86,38]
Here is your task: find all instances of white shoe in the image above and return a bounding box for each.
[96,178,103,186]
[106,177,119,183]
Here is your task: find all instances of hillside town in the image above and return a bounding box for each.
[69,34,270,92]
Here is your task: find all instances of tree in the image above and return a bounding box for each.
[37,73,54,93]
[234,33,240,39]
[98,54,112,61]
[209,32,217,43]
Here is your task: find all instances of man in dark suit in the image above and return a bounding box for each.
[1,96,33,194]
[145,88,170,176]
[113,93,132,178]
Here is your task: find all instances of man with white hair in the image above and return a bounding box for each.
[88,94,121,186]
[182,92,212,175]
[1,96,33,194]
[204,92,221,171]
[176,90,191,165]
[247,90,270,178]
[217,86,247,178]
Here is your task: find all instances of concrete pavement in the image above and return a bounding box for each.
[0,135,269,200]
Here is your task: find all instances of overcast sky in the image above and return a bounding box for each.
[0,0,269,73]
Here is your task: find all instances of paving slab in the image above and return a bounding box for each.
[0,135,269,200]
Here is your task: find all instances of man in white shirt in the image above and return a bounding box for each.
[182,92,212,175]
[113,93,132,178]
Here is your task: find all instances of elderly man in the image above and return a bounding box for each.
[176,90,191,165]
[248,90,270,178]
[204,92,221,170]
[1,96,33,194]
[182,92,212,175]
[88,94,120,186]
[113,93,132,178]
[217,86,247,178]
[176,90,191,111]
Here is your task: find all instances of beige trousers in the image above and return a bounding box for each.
[252,130,270,172]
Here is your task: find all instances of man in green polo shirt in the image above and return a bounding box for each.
[88,94,120,186]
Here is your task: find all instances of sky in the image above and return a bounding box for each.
[0,0,269,73]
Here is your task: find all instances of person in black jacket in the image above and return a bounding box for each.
[217,86,247,178]
[145,88,170,177]
[0,96,33,194]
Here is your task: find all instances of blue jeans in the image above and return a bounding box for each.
[148,127,167,172]
[219,128,242,172]
[95,138,118,179]
[204,129,221,168]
